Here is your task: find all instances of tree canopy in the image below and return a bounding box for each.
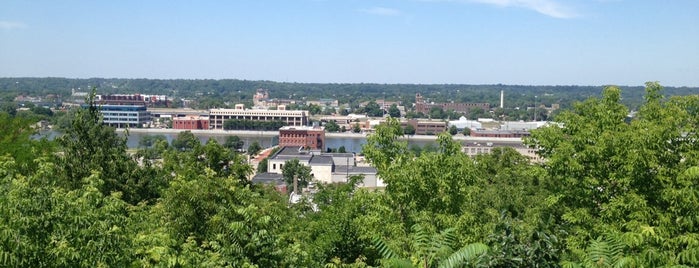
[2,83,699,266]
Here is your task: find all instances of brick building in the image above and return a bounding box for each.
[278,126,325,150]
[173,115,210,130]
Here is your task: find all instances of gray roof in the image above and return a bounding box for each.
[309,155,334,165]
[334,165,377,175]
[322,152,354,158]
[276,146,305,156]
[251,173,284,185]
[273,155,313,162]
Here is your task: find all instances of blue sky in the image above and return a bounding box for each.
[1,0,698,86]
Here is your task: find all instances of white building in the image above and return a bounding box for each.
[209,107,308,129]
[448,116,482,130]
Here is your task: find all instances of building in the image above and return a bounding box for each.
[448,116,483,130]
[266,146,381,187]
[279,126,326,150]
[406,119,447,135]
[251,173,287,193]
[470,129,530,138]
[173,115,210,130]
[500,121,548,131]
[414,93,490,115]
[208,107,309,130]
[96,94,170,107]
[98,105,151,128]
[307,98,339,108]
[462,141,542,162]
[252,88,297,109]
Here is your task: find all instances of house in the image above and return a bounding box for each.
[266,146,380,187]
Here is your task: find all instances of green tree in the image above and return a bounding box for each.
[429,106,446,119]
[448,125,458,135]
[364,101,383,117]
[462,127,471,136]
[527,83,699,266]
[281,158,312,193]
[388,104,401,118]
[352,123,362,133]
[325,120,340,132]
[171,131,200,151]
[374,224,488,268]
[403,124,416,135]
[139,134,167,148]
[0,157,135,267]
[247,141,262,156]
[224,135,244,151]
[55,89,160,204]
[308,104,322,115]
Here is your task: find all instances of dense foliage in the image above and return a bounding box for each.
[2,83,699,267]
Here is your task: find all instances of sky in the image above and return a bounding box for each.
[1,0,698,87]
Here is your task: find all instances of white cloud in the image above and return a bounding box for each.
[360,7,402,16]
[422,0,578,19]
[0,21,27,30]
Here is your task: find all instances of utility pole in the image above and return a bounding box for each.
[293,174,298,194]
[534,95,538,122]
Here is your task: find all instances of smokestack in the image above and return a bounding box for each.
[500,90,504,109]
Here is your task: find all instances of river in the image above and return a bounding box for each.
[36,129,443,154]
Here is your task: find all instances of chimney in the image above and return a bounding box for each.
[500,90,504,109]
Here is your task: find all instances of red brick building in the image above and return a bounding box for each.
[278,126,325,150]
[173,116,210,130]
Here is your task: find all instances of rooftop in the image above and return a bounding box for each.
[280,126,324,131]
[309,155,334,165]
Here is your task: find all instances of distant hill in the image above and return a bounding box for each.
[2,77,698,110]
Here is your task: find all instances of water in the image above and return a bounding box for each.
[37,130,439,154]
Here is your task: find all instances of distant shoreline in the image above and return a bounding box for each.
[115,128,523,143]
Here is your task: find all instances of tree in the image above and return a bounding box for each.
[388,104,401,118]
[139,134,167,148]
[448,125,458,135]
[224,135,244,151]
[281,158,312,193]
[0,102,16,117]
[403,124,416,135]
[363,101,383,117]
[338,146,347,153]
[308,104,322,115]
[0,156,134,267]
[527,83,699,266]
[462,127,471,136]
[171,130,200,151]
[429,106,446,119]
[247,141,262,156]
[352,123,362,133]
[325,120,340,132]
[55,88,160,204]
[374,224,488,268]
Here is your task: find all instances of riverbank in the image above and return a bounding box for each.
[116,128,522,143]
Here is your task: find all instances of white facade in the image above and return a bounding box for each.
[209,108,308,129]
